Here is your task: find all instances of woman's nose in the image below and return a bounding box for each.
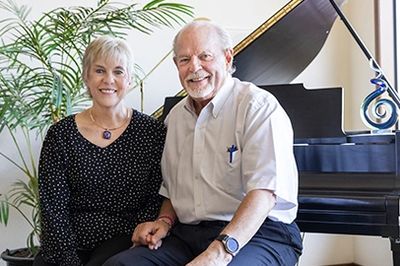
[103,72,115,84]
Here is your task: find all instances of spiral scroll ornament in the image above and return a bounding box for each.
[360,60,399,130]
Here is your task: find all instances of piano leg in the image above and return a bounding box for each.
[390,237,400,266]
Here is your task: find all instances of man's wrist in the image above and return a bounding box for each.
[211,240,234,263]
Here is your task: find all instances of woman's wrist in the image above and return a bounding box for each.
[156,215,175,229]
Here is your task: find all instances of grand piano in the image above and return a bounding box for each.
[153,0,400,264]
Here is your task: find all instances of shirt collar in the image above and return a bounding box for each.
[210,75,234,118]
[183,96,197,116]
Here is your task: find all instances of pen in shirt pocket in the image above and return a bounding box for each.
[227,144,238,163]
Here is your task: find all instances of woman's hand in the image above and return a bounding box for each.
[132,220,170,250]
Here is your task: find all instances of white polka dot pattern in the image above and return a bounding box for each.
[38,109,166,265]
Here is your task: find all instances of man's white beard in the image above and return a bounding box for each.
[186,83,214,99]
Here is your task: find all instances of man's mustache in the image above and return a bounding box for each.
[185,71,209,81]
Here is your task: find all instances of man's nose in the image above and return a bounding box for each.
[188,57,202,72]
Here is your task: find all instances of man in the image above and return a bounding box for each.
[104,20,303,266]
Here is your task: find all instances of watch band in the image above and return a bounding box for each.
[216,234,229,242]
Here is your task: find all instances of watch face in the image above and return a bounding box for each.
[226,237,239,253]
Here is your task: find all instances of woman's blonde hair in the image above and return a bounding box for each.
[82,36,135,82]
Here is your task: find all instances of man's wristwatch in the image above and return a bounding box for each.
[216,234,240,256]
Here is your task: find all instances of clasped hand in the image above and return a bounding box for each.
[131,220,170,250]
[131,222,231,266]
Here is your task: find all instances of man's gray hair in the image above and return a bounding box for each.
[172,20,235,74]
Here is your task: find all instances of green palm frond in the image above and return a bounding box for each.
[0,197,10,226]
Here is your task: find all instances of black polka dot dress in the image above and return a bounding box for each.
[38,109,166,266]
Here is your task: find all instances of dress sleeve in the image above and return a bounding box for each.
[135,123,166,223]
[38,125,82,266]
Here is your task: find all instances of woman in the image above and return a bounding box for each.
[33,36,166,266]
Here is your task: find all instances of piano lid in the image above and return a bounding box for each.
[234,0,345,85]
[152,0,345,118]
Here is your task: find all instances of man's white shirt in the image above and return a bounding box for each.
[160,76,298,224]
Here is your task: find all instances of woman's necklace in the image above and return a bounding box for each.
[89,108,131,140]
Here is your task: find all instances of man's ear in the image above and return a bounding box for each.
[225,48,234,68]
[173,56,178,67]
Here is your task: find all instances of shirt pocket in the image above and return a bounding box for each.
[212,146,242,196]
[227,147,241,170]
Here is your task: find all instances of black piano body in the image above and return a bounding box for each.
[156,0,400,264]
[263,84,400,266]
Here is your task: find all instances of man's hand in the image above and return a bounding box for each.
[132,220,170,250]
[186,241,232,266]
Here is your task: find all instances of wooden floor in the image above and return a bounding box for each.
[324,264,362,266]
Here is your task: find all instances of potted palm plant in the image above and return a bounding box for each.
[0,0,192,264]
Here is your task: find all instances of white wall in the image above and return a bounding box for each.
[299,233,355,266]
[354,236,392,266]
[0,0,394,265]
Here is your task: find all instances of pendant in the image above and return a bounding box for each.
[103,130,112,140]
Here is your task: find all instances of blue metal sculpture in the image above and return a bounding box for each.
[360,61,399,129]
